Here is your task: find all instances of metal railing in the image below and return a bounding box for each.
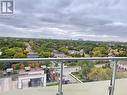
[0,57,126,95]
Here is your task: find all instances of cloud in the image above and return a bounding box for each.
[0,0,127,41]
[105,22,127,26]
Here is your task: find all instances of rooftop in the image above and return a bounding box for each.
[1,78,127,95]
[118,60,127,65]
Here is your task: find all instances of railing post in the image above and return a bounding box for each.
[56,62,63,95]
[109,60,117,95]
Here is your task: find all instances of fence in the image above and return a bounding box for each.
[0,57,126,95]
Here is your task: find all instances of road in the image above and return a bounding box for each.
[26,43,81,83]
[25,43,34,54]
[51,61,81,83]
[63,66,81,83]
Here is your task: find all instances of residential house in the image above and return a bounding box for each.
[118,61,127,71]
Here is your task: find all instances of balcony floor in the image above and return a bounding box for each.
[1,78,127,95]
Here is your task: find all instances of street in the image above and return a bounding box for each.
[63,66,81,83]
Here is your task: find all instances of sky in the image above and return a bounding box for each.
[0,0,127,41]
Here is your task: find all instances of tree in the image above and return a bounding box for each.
[39,51,52,58]
[92,47,107,57]
[1,47,28,58]
[42,61,51,67]
[88,67,112,81]
[0,62,9,70]
[14,52,26,58]
[58,47,68,54]
[4,48,16,57]
[78,60,95,80]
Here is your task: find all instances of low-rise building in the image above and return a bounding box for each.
[53,52,67,58]
[18,70,46,89]
[118,61,127,71]
[68,50,79,55]
[53,50,67,58]
[27,53,39,58]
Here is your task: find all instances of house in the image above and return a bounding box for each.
[68,50,80,55]
[118,61,127,71]
[18,70,46,89]
[27,53,39,58]
[68,49,85,56]
[53,52,67,58]
[80,49,85,56]
[53,50,67,58]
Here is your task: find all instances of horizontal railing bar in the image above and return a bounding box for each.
[0,57,126,62]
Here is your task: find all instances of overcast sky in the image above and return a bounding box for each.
[0,0,127,41]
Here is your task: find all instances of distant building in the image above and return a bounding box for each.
[118,61,127,71]
[53,53,67,58]
[68,50,79,55]
[80,49,84,56]
[27,53,39,58]
[78,38,83,41]
[52,49,67,58]
[108,52,114,57]
[53,50,58,53]
[53,52,67,58]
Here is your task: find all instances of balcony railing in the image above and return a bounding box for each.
[0,57,127,95]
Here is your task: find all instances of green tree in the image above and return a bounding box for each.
[88,67,112,81]
[0,62,9,70]
[39,51,52,58]
[92,47,107,57]
[1,47,28,58]
[78,61,94,80]
[43,61,51,67]
[58,47,68,54]
[14,52,26,58]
